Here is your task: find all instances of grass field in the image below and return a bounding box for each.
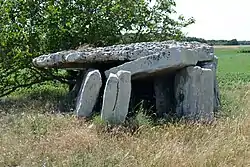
[1,46,250,167]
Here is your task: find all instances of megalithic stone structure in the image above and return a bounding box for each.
[75,69,102,117]
[32,41,219,124]
[175,66,214,122]
[101,71,132,124]
[100,73,119,123]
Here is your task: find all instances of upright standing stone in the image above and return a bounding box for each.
[200,68,214,121]
[101,73,119,123]
[76,69,102,117]
[199,56,220,113]
[154,74,175,117]
[175,66,214,122]
[114,70,132,124]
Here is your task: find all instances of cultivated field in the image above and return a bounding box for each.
[1,46,250,167]
[214,45,250,49]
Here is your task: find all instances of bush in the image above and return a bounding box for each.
[0,0,194,97]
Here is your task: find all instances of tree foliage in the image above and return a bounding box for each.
[0,0,195,97]
[226,39,239,45]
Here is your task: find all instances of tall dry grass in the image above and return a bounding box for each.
[1,82,250,167]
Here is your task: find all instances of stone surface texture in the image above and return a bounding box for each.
[113,71,132,124]
[32,41,214,68]
[101,71,131,124]
[75,69,102,117]
[199,56,221,112]
[175,66,214,122]
[101,73,119,123]
[154,74,175,117]
[105,47,199,79]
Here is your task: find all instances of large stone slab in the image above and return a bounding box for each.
[101,71,132,124]
[105,47,199,80]
[75,69,102,117]
[32,41,214,68]
[184,41,214,62]
[175,66,214,122]
[199,56,220,112]
[113,71,132,124]
[101,73,119,123]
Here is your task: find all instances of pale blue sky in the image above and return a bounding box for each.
[174,0,250,40]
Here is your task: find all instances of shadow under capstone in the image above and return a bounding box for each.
[59,68,178,122]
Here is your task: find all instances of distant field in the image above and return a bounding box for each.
[214,45,250,49]
[1,47,250,166]
[216,46,250,87]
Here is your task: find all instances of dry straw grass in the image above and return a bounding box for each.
[0,82,250,167]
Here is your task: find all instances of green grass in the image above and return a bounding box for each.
[216,48,250,87]
[215,47,250,117]
[1,46,250,166]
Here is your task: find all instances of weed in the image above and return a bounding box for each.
[1,47,250,166]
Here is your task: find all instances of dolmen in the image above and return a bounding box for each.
[32,41,220,124]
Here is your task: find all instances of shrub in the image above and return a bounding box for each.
[0,0,194,97]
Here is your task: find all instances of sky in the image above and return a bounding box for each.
[174,0,250,40]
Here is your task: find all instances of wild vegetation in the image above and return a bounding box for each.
[184,37,250,46]
[1,0,250,166]
[0,0,194,98]
[1,47,250,166]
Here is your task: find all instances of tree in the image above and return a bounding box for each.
[0,0,195,97]
[183,37,208,43]
[226,39,239,45]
